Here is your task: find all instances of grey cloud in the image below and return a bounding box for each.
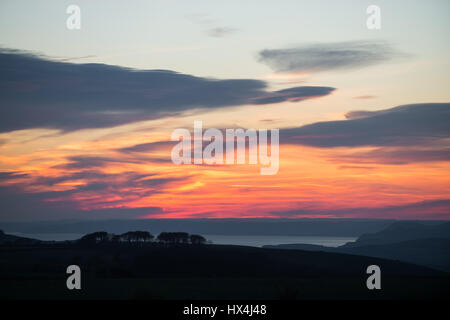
[0,172,29,180]
[34,170,129,186]
[252,86,335,104]
[344,106,406,120]
[259,40,400,73]
[344,110,380,120]
[52,155,146,170]
[270,199,450,220]
[334,147,450,165]
[281,103,450,148]
[119,141,176,153]
[38,171,179,194]
[0,49,334,133]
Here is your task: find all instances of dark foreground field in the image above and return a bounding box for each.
[1,243,449,300]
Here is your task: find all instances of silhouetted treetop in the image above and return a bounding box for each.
[78,231,109,245]
[190,234,206,245]
[76,231,207,246]
[120,231,154,242]
[157,232,190,244]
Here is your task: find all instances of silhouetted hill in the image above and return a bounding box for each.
[263,222,450,272]
[0,229,43,245]
[264,238,450,272]
[263,243,335,251]
[342,221,450,247]
[338,238,450,272]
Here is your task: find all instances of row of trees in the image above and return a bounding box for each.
[78,231,207,245]
[157,232,207,245]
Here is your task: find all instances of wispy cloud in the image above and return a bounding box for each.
[207,27,238,38]
[258,40,403,74]
[353,95,377,100]
[186,13,239,38]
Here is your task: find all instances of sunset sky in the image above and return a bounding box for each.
[0,0,449,221]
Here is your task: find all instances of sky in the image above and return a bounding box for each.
[0,0,449,221]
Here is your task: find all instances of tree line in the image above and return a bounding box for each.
[78,231,207,245]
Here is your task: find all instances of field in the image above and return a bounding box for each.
[1,243,448,300]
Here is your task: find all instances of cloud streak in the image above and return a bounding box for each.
[270,199,450,220]
[207,27,238,38]
[333,147,450,165]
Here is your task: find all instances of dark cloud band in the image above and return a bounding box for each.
[281,103,450,148]
[0,49,334,133]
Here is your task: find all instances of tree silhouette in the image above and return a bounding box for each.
[76,230,205,246]
[157,232,171,244]
[190,234,206,245]
[78,231,108,245]
[135,231,154,242]
[111,234,121,243]
[120,231,154,243]
[157,232,189,245]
